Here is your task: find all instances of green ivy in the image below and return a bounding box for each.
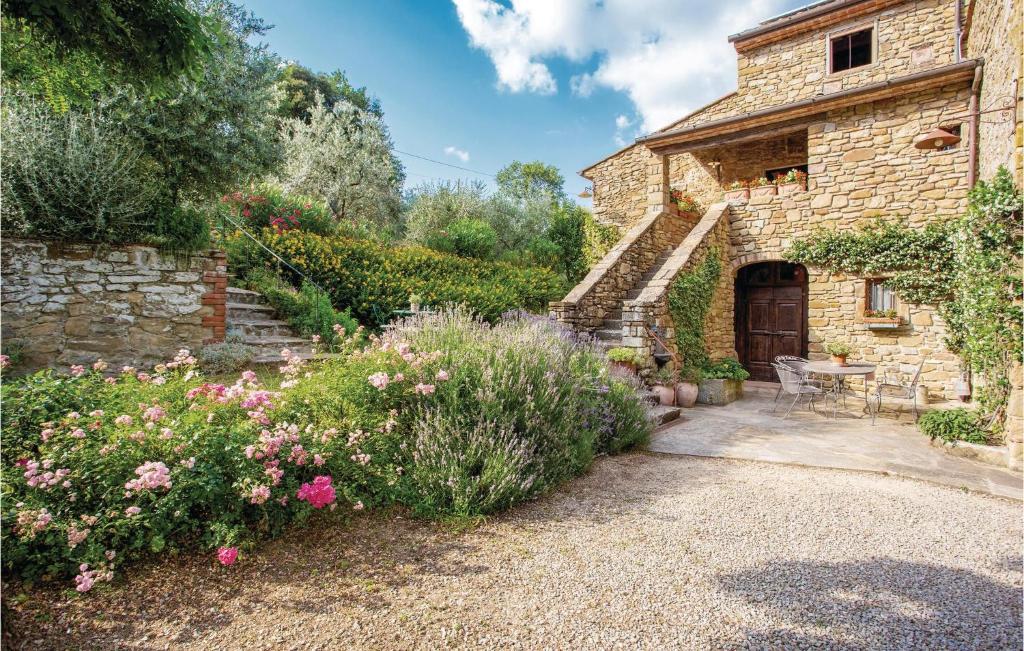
[784,166,1023,431]
[667,247,722,369]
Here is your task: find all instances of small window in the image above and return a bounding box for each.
[830,28,873,73]
[866,279,896,316]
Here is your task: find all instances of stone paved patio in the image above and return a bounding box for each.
[651,383,1024,500]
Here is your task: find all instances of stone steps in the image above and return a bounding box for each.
[230,318,297,338]
[594,328,622,341]
[225,285,335,366]
[226,287,268,306]
[227,302,276,320]
[648,404,682,427]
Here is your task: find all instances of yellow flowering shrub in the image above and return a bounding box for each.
[228,230,566,327]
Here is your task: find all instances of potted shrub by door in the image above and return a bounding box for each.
[723,180,749,202]
[650,367,677,406]
[824,341,852,366]
[775,169,807,196]
[607,347,640,374]
[675,366,702,408]
[697,359,749,405]
[748,176,777,198]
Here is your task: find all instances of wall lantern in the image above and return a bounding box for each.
[577,186,593,198]
[913,127,961,150]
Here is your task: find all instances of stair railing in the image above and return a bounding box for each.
[218,212,330,341]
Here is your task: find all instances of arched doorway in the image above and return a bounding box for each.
[734,261,808,382]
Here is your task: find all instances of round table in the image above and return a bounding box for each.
[805,361,877,418]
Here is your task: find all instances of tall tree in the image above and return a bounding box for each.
[275,63,382,121]
[496,160,566,204]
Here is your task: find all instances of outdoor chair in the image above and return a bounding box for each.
[772,362,831,419]
[871,358,927,424]
[772,355,822,406]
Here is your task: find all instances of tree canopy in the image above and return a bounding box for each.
[275,63,382,121]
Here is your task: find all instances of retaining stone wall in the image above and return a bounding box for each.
[1,240,227,373]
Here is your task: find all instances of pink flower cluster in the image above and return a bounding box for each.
[296,475,336,509]
[23,460,71,490]
[15,507,51,539]
[141,404,166,423]
[74,563,113,593]
[217,546,239,566]
[368,372,390,390]
[124,461,172,494]
[67,524,90,549]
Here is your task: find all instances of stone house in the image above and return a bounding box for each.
[552,0,1021,407]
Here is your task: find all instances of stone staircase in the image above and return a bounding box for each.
[592,247,675,360]
[226,287,319,365]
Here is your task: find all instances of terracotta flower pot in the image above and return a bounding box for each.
[653,384,676,406]
[830,354,849,367]
[675,382,699,408]
[749,185,777,198]
[723,188,749,202]
[776,181,805,196]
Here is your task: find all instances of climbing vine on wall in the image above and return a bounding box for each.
[785,166,1023,430]
[667,246,721,370]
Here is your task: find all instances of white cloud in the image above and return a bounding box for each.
[444,146,471,162]
[452,0,788,132]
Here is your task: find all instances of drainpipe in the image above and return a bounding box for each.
[968,63,982,187]
[954,0,962,62]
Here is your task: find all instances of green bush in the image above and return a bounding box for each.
[227,229,565,327]
[241,269,360,346]
[218,185,339,237]
[198,335,256,375]
[424,217,497,259]
[701,358,750,381]
[918,408,989,445]
[1,309,650,589]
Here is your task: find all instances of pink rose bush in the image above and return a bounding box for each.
[2,308,650,594]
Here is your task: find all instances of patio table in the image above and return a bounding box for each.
[804,361,877,418]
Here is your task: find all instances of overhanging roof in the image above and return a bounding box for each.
[637,60,980,155]
[728,0,907,52]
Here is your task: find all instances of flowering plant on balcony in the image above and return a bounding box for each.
[669,189,700,213]
[776,169,807,186]
[725,180,747,190]
[749,176,772,187]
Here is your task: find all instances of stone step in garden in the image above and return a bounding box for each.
[601,318,622,330]
[251,351,343,366]
[226,286,269,306]
[648,404,681,426]
[227,302,276,320]
[639,252,674,282]
[240,335,312,355]
[230,318,299,338]
[594,328,622,341]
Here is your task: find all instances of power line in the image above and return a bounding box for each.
[394,149,497,178]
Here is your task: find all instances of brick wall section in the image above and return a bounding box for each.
[621,204,734,367]
[201,251,228,344]
[1,240,226,373]
[964,0,1023,183]
[550,208,694,329]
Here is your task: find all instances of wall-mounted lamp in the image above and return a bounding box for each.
[913,127,961,150]
[577,185,593,198]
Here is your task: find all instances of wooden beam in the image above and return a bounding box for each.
[648,117,822,156]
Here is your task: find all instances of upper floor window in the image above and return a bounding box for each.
[830,27,873,74]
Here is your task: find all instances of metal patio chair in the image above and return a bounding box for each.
[772,362,831,419]
[773,355,820,406]
[871,358,927,424]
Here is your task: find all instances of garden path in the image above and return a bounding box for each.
[651,382,1023,500]
[5,454,1021,649]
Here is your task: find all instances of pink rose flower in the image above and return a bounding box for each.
[217,546,239,566]
[296,475,336,509]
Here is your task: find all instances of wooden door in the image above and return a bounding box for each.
[736,262,807,382]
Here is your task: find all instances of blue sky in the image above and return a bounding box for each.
[241,0,806,202]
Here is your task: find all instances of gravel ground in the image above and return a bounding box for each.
[4,453,1021,650]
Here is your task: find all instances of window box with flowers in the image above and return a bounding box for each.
[775,169,808,196]
[748,176,777,198]
[723,180,749,202]
[669,189,701,217]
[862,279,906,329]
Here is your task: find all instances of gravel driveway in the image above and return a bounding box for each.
[5,454,1021,650]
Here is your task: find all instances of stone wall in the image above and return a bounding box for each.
[550,208,694,329]
[1,240,227,373]
[964,0,1023,183]
[584,144,650,227]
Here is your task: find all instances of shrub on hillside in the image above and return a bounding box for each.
[226,229,565,327]
[424,217,498,260]
[1,309,650,589]
[218,185,339,237]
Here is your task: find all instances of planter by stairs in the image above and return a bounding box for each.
[226,287,325,365]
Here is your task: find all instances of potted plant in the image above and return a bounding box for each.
[775,169,807,196]
[409,292,422,313]
[607,347,640,374]
[863,308,903,329]
[669,189,701,217]
[675,366,702,408]
[748,176,777,198]
[824,341,852,366]
[697,359,749,405]
[723,180,749,202]
[650,366,677,406]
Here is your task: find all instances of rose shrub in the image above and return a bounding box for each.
[1,309,650,591]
